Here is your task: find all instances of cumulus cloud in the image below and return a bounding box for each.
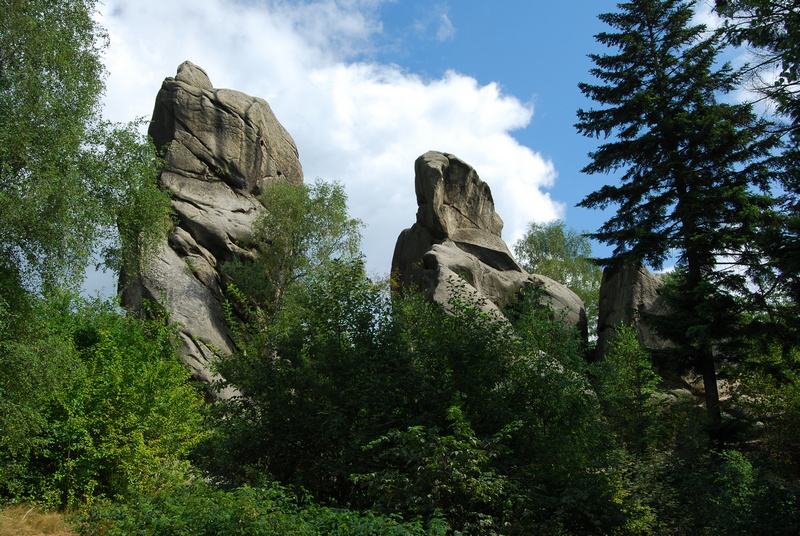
[97,0,560,277]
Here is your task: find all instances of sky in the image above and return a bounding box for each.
[86,0,723,294]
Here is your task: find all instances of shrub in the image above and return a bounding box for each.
[593,323,662,450]
[76,481,449,536]
[0,295,206,507]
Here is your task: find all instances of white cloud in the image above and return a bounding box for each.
[436,13,456,42]
[691,0,724,31]
[97,0,560,277]
[412,4,456,43]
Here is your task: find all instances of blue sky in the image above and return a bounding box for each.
[371,2,606,212]
[367,1,613,236]
[87,0,722,295]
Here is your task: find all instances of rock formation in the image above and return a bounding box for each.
[392,151,587,339]
[595,263,671,360]
[120,62,303,396]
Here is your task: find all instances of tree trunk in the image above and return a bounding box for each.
[699,346,722,448]
[684,238,722,447]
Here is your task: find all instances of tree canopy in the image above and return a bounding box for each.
[713,0,800,353]
[513,220,602,336]
[714,0,800,125]
[576,0,782,440]
[0,0,170,296]
[2,1,800,534]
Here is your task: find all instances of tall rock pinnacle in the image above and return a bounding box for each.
[121,62,303,397]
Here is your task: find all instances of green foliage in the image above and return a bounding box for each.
[0,0,171,296]
[591,327,675,534]
[354,406,511,535]
[576,0,782,442]
[594,324,662,450]
[590,330,800,535]
[577,0,778,270]
[210,260,393,493]
[207,194,799,534]
[207,267,621,534]
[715,0,800,121]
[707,451,758,534]
[669,450,800,536]
[223,178,363,316]
[0,296,77,492]
[4,1,798,533]
[77,481,449,536]
[257,178,362,269]
[0,294,206,508]
[1,0,91,281]
[1,0,104,288]
[728,346,800,473]
[395,281,518,427]
[713,0,800,352]
[513,220,601,334]
[0,0,176,508]
[85,121,173,277]
[499,291,619,535]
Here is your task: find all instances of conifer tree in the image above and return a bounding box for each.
[576,0,780,442]
[714,0,800,124]
[715,0,800,355]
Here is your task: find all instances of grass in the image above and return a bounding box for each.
[0,505,76,536]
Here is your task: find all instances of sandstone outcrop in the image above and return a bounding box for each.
[392,151,586,339]
[595,263,671,360]
[121,62,303,396]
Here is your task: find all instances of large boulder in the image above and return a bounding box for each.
[121,62,303,397]
[392,151,586,339]
[595,263,671,360]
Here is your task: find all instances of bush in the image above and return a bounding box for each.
[76,481,449,536]
[206,274,621,534]
[593,324,662,450]
[0,294,206,507]
[353,406,511,535]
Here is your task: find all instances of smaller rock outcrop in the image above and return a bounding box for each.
[392,151,586,338]
[595,263,671,360]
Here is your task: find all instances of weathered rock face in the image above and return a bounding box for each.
[121,62,303,396]
[595,263,671,360]
[392,151,586,339]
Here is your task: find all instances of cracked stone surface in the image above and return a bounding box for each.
[121,62,303,397]
[392,151,587,340]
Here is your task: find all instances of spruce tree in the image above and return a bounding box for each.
[714,0,800,123]
[715,0,800,355]
[576,0,780,443]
